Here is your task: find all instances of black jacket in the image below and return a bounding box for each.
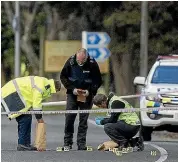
[60,54,102,95]
[100,93,125,125]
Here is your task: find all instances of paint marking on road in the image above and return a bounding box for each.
[145,143,168,162]
[88,119,168,162]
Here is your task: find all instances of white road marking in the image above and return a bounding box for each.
[145,143,168,162]
[88,119,168,162]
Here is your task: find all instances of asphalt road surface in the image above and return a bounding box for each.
[1,115,178,162]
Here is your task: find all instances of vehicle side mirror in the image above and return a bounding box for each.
[134,76,146,86]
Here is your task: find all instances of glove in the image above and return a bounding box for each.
[95,119,102,125]
[73,89,80,95]
[95,119,101,125]
[73,89,84,95]
[83,90,89,97]
[73,89,78,95]
[95,116,105,120]
[95,117,104,125]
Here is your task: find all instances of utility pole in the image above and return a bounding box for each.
[14,1,20,77]
[140,1,148,77]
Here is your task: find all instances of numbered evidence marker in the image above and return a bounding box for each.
[151,150,157,156]
[121,147,134,153]
[109,147,133,156]
[56,146,93,152]
[109,148,122,156]
[56,147,63,152]
[127,147,133,153]
[56,147,69,152]
[122,148,129,154]
[87,146,93,151]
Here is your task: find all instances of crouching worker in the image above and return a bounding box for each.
[1,76,61,151]
[93,93,144,151]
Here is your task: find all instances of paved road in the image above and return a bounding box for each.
[1,115,178,162]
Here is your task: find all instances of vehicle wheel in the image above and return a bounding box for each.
[142,126,153,141]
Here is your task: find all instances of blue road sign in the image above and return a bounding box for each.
[87,32,111,45]
[87,48,111,61]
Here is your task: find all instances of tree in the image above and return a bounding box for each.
[1,4,14,84]
[104,1,178,96]
[104,2,141,96]
[2,1,178,94]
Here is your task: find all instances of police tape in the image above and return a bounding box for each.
[115,89,178,99]
[1,107,178,115]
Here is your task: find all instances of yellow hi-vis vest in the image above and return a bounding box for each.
[108,95,140,125]
[1,76,56,119]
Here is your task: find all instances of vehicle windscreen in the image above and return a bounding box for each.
[151,66,178,84]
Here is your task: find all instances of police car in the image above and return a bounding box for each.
[134,55,178,141]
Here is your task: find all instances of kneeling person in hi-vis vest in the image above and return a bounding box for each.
[93,93,144,151]
[1,76,61,151]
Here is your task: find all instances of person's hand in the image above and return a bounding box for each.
[83,90,89,97]
[95,117,103,125]
[37,119,44,123]
[37,147,45,151]
[73,88,79,95]
[73,89,84,95]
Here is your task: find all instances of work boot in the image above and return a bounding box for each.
[78,145,87,150]
[17,144,33,151]
[136,136,144,151]
[117,142,128,151]
[128,138,137,147]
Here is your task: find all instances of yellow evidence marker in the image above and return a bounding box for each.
[112,148,118,153]
[115,151,122,156]
[56,147,69,152]
[87,146,93,151]
[56,147,63,152]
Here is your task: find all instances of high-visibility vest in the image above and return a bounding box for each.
[1,76,56,119]
[146,100,160,107]
[108,95,140,125]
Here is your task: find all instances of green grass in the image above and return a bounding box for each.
[42,106,65,111]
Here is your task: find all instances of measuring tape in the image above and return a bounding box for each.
[1,107,178,115]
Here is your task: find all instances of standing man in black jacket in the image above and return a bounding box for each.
[60,48,102,150]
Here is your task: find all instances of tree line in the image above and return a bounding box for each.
[1,1,178,95]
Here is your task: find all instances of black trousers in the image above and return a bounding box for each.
[104,121,140,146]
[64,94,93,146]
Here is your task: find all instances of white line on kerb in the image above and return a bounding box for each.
[88,119,168,162]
